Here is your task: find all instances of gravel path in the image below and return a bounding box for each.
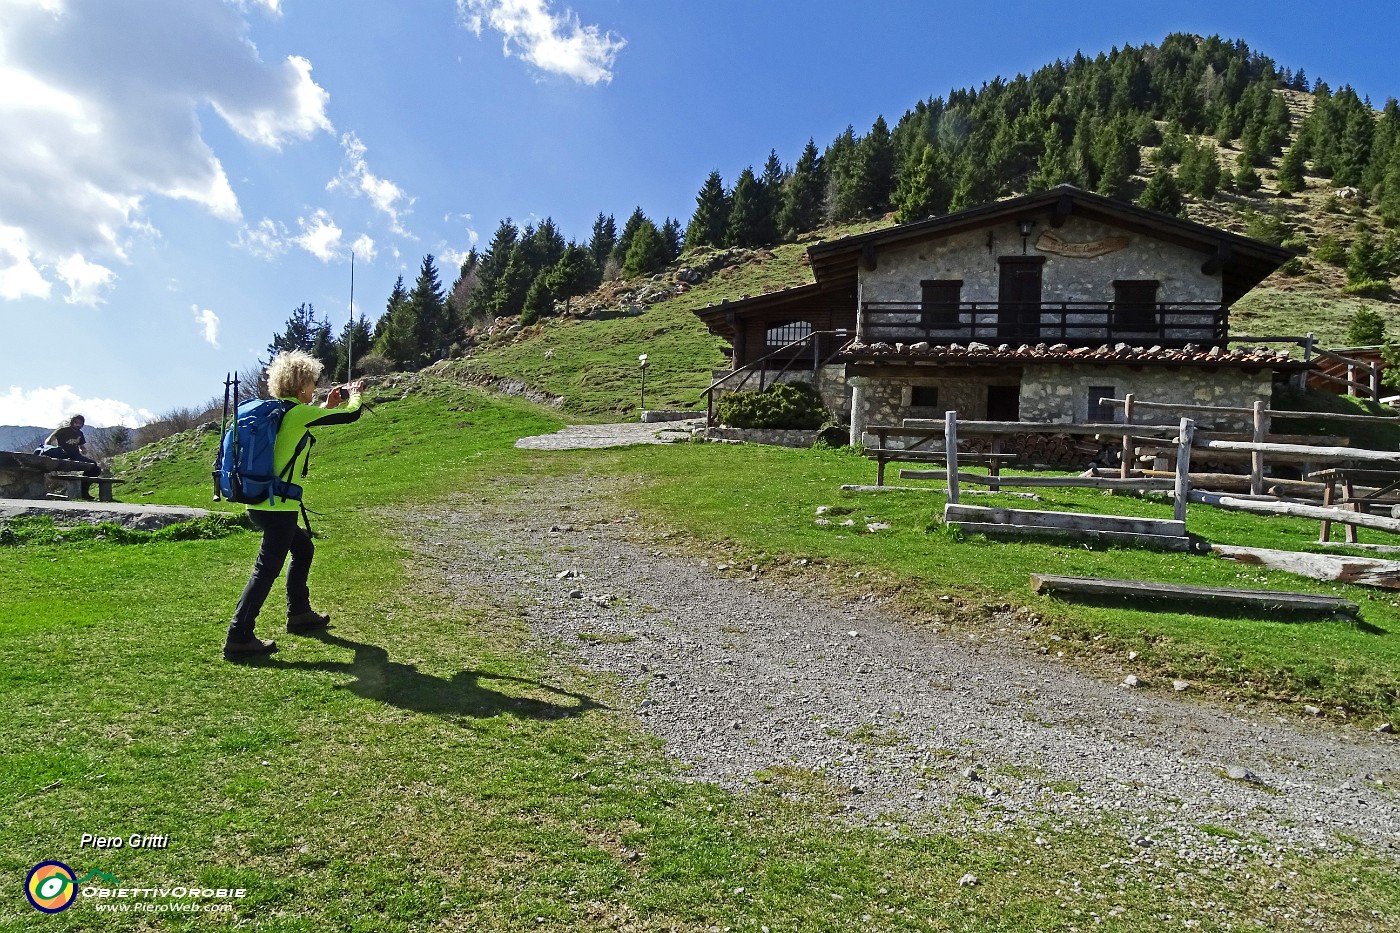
[408,428,1400,866]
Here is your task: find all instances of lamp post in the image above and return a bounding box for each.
[638,353,649,411]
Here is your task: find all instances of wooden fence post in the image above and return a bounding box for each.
[945,410,960,505]
[1174,417,1194,524]
[1119,392,1135,479]
[1250,400,1266,496]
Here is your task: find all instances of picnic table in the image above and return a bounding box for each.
[864,424,1017,488]
[1307,467,1400,544]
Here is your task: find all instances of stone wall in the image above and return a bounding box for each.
[710,364,851,420]
[863,216,1222,306]
[852,364,1273,446]
[704,427,822,448]
[850,374,994,440]
[1019,364,1272,431]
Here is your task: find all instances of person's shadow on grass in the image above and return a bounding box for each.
[261,630,606,721]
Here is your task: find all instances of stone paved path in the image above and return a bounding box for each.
[514,419,702,450]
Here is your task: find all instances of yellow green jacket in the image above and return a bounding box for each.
[248,395,364,512]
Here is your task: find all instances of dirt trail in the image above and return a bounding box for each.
[402,471,1399,867]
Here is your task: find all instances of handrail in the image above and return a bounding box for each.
[702,329,851,426]
[1228,333,1383,400]
[857,300,1227,346]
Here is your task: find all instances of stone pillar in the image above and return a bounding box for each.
[848,376,870,447]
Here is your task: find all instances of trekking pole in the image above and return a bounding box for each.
[213,372,233,500]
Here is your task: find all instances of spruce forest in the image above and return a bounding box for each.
[267,33,1400,381]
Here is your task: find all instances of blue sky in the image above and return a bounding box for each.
[1,0,1397,428]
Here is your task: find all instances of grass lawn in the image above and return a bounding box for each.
[3,382,1397,930]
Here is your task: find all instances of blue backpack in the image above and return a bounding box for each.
[213,398,313,505]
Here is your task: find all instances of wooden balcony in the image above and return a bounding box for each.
[858,301,1228,348]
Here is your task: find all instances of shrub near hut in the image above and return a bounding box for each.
[717,382,827,429]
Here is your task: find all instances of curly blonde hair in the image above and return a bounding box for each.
[266,350,324,398]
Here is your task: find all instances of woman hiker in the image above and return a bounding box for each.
[224,350,366,660]
[41,414,102,499]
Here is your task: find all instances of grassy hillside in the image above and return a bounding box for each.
[448,228,883,418]
[5,381,1399,929]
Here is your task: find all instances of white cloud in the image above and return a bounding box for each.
[236,217,290,259]
[0,384,154,428]
[193,304,220,347]
[0,0,333,302]
[56,253,116,305]
[457,0,625,85]
[0,224,51,300]
[349,233,376,263]
[438,247,473,276]
[293,209,342,261]
[328,133,413,235]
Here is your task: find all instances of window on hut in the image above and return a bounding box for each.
[910,386,939,408]
[767,320,812,347]
[920,280,963,327]
[1087,386,1117,422]
[1112,280,1159,332]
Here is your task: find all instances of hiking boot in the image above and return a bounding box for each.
[287,610,331,634]
[223,635,278,660]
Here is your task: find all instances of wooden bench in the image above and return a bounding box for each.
[1030,573,1358,617]
[49,473,125,502]
[948,504,1193,551]
[1308,467,1400,544]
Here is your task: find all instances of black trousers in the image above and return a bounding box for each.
[229,509,314,639]
[46,448,100,495]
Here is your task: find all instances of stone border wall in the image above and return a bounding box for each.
[704,427,821,448]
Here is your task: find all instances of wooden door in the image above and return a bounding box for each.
[998,258,1043,343]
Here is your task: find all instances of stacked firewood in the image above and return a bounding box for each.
[959,434,1113,470]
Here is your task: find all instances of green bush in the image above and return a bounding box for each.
[1313,234,1347,266]
[716,382,828,429]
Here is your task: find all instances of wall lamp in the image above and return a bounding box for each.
[1017,218,1036,254]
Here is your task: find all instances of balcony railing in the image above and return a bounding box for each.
[858,301,1228,348]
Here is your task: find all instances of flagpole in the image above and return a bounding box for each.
[347,250,355,383]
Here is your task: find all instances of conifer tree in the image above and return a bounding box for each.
[589,213,617,279]
[466,220,518,322]
[310,319,337,375]
[334,314,372,381]
[684,172,729,250]
[372,278,415,369]
[544,245,599,306]
[1380,146,1400,226]
[821,125,859,222]
[408,254,449,363]
[777,139,825,239]
[1233,151,1262,193]
[519,276,553,326]
[266,302,324,362]
[1177,139,1223,198]
[725,167,770,247]
[622,220,668,277]
[447,250,481,327]
[1276,143,1306,195]
[1091,116,1137,198]
[660,217,683,262]
[1138,164,1184,216]
[893,143,951,222]
[613,208,648,268]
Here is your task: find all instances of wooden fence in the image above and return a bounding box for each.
[877,408,1400,549]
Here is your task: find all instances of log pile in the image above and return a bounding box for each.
[959,433,1111,470]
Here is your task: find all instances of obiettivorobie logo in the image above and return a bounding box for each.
[25,863,104,914]
[24,864,123,914]
[24,861,245,915]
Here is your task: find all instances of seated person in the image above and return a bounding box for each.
[39,414,101,499]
